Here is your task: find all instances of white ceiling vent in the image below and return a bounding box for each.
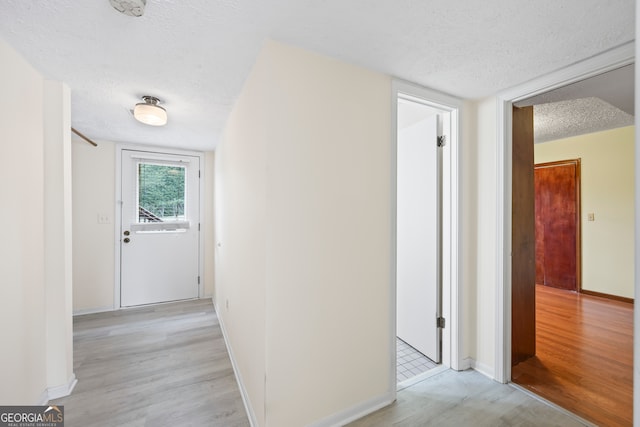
[109,0,146,17]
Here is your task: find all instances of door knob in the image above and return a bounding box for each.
[123,237,130,243]
[123,230,130,236]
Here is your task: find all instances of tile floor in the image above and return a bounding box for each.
[396,337,438,383]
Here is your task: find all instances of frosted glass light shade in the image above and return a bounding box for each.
[134,97,167,126]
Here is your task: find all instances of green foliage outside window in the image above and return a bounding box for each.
[138,163,185,221]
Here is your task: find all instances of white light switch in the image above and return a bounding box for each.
[98,214,111,224]
[587,213,595,222]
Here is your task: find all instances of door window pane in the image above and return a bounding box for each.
[137,163,186,222]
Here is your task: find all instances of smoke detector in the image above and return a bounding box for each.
[109,0,146,17]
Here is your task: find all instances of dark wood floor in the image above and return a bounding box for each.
[512,285,633,426]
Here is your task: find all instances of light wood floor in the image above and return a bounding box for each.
[512,285,633,427]
[53,293,629,426]
[51,299,250,427]
[348,369,589,426]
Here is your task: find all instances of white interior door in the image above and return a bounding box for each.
[396,107,441,362]
[120,150,200,307]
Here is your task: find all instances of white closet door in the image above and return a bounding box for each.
[396,113,440,362]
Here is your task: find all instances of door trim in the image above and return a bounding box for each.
[391,79,463,396]
[114,144,205,310]
[495,41,634,383]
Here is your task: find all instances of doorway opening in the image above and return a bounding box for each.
[497,47,634,426]
[115,145,205,309]
[396,98,445,385]
[391,81,462,391]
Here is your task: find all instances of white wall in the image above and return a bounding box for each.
[71,139,116,312]
[203,151,215,297]
[216,41,392,426]
[461,98,498,375]
[264,42,392,427]
[215,44,269,425]
[0,36,47,405]
[0,38,73,404]
[43,81,75,396]
[535,126,634,299]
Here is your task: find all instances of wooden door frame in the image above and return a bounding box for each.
[511,105,536,366]
[534,159,582,292]
[494,42,634,383]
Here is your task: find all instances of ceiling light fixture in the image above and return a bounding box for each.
[109,0,146,17]
[133,96,167,126]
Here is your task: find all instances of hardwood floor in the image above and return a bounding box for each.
[51,299,250,427]
[512,285,633,427]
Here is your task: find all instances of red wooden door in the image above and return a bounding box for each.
[534,160,581,291]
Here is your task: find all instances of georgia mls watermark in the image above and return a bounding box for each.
[0,406,64,427]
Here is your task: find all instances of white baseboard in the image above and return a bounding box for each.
[307,392,395,427]
[73,306,115,316]
[73,297,211,316]
[214,302,259,427]
[464,357,495,379]
[458,357,473,371]
[37,389,49,406]
[397,365,448,391]
[39,374,78,404]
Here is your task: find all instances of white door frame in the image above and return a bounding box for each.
[390,80,463,394]
[114,143,205,309]
[494,41,634,383]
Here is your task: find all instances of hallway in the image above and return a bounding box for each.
[51,299,249,426]
[51,297,600,426]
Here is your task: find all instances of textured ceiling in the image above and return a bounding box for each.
[534,97,634,143]
[518,64,635,115]
[516,64,635,143]
[0,0,634,150]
